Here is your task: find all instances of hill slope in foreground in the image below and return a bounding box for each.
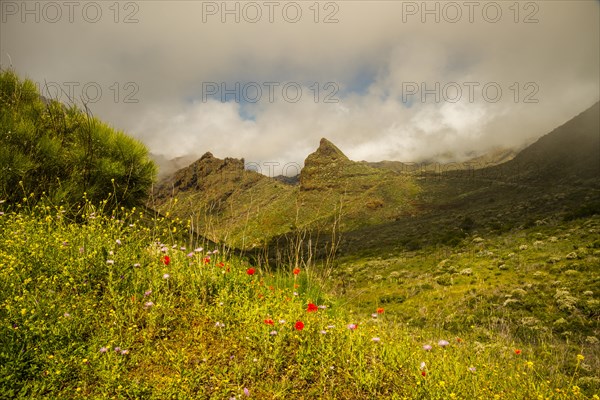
[0,203,598,398]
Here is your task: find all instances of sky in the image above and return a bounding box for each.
[1,0,599,176]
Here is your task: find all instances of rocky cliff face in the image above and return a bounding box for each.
[300,138,351,191]
[299,138,396,193]
[152,152,249,201]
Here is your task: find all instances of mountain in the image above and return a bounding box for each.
[339,101,600,256]
[150,102,599,260]
[151,138,418,251]
[493,101,599,182]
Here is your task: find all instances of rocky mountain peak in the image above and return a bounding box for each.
[306,138,349,165]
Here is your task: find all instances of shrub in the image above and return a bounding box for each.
[0,69,156,209]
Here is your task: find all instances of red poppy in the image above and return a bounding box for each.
[218,262,225,267]
[162,255,170,265]
[295,321,304,331]
[204,257,211,264]
[514,349,522,355]
[376,307,384,314]
[307,303,318,313]
[264,319,274,325]
[246,268,255,275]
[421,371,426,377]
[293,268,300,275]
[456,337,463,343]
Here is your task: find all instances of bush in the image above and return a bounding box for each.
[0,69,156,209]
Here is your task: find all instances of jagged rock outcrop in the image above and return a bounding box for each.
[300,138,351,191]
[299,138,393,193]
[152,151,248,201]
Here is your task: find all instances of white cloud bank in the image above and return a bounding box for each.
[2,1,598,175]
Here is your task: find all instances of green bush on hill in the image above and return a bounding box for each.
[0,69,156,209]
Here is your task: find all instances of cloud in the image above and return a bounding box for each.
[1,1,598,174]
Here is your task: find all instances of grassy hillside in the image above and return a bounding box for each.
[1,202,598,399]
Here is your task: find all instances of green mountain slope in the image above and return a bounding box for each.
[150,138,419,250]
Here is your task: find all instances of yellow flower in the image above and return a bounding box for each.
[576,354,584,362]
[525,361,534,368]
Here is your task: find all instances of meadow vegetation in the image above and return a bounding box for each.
[1,70,598,399]
[1,201,598,399]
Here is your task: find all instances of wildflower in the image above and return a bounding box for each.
[162,273,170,279]
[326,325,335,329]
[187,252,194,258]
[246,268,255,275]
[99,347,108,353]
[318,305,327,309]
[320,330,327,334]
[215,322,225,328]
[79,247,85,254]
[107,260,115,265]
[269,330,277,336]
[347,323,357,330]
[279,319,286,324]
[514,349,522,355]
[162,255,170,265]
[120,349,129,355]
[293,268,300,275]
[293,292,298,296]
[204,257,211,264]
[116,239,122,245]
[180,247,186,251]
[295,321,304,331]
[195,247,203,252]
[218,262,225,267]
[456,337,463,343]
[243,388,250,397]
[577,354,585,362]
[423,345,432,351]
[264,319,274,325]
[133,263,141,267]
[438,340,450,347]
[114,347,121,353]
[421,371,427,377]
[420,362,426,370]
[468,366,476,373]
[144,301,154,308]
[376,307,384,314]
[371,313,378,318]
[63,312,71,318]
[525,361,534,368]
[372,337,381,342]
[307,303,318,312]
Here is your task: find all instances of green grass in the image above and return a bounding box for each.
[1,201,598,399]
